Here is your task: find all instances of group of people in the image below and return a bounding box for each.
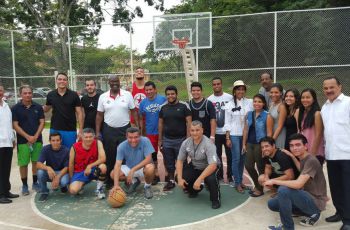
[0,69,349,229]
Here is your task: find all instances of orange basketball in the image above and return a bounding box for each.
[108,189,127,208]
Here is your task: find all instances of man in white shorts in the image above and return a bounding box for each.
[109,127,155,199]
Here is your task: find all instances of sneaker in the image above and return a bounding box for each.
[32,182,40,192]
[126,178,141,194]
[229,181,235,187]
[144,186,153,199]
[60,186,68,193]
[22,185,30,196]
[267,223,284,230]
[38,194,48,202]
[163,181,175,191]
[299,213,321,227]
[96,188,106,199]
[151,176,160,185]
[211,200,221,209]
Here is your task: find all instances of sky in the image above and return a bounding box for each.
[98,0,182,53]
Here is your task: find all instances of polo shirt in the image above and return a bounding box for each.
[12,101,45,144]
[0,100,14,147]
[116,137,154,168]
[81,93,100,130]
[46,89,81,131]
[178,136,220,170]
[321,93,350,160]
[97,89,135,128]
[38,144,69,171]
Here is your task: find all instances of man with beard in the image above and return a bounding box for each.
[96,75,138,189]
[81,79,100,131]
[158,85,191,191]
[258,72,274,106]
[208,77,233,184]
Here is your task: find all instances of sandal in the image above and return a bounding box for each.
[250,191,264,197]
[235,185,245,194]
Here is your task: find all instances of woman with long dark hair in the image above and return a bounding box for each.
[283,88,300,150]
[296,88,325,164]
[242,94,273,197]
[224,80,253,194]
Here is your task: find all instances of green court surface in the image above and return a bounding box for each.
[34,182,249,229]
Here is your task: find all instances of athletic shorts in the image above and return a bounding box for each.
[147,134,158,162]
[71,167,97,184]
[17,142,43,166]
[50,129,77,149]
[121,165,144,178]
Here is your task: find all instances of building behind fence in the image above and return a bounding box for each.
[1,7,350,105]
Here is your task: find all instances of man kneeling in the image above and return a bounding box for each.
[69,128,107,199]
[37,132,70,202]
[265,134,327,230]
[110,127,155,199]
[176,121,221,209]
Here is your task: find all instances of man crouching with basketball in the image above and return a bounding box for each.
[110,127,155,199]
[69,128,107,199]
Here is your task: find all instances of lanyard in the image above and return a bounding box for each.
[192,138,203,159]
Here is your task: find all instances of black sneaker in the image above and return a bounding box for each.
[151,176,160,185]
[163,181,175,191]
[299,213,321,227]
[211,200,221,209]
[38,194,48,202]
[60,186,68,193]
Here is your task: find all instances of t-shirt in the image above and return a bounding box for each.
[264,149,298,177]
[208,93,233,135]
[139,94,166,135]
[46,89,81,131]
[189,98,216,138]
[159,101,191,139]
[12,101,45,144]
[178,136,220,170]
[38,145,69,171]
[116,137,154,168]
[81,93,100,131]
[300,154,327,211]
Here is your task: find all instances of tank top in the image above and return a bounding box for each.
[73,139,98,172]
[132,82,146,109]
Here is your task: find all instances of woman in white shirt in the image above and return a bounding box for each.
[224,80,253,193]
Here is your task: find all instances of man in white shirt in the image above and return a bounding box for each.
[208,77,233,184]
[321,76,350,230]
[96,75,138,188]
[0,85,19,204]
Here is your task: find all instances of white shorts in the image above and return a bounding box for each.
[121,165,144,178]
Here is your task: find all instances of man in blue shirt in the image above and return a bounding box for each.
[109,127,155,199]
[139,81,166,184]
[36,132,70,202]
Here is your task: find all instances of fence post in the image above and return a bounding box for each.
[11,31,17,102]
[67,26,74,90]
[129,27,133,86]
[273,12,277,83]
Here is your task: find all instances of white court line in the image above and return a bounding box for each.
[0,221,46,230]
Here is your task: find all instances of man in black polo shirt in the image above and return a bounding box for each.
[158,85,192,191]
[12,85,45,195]
[81,79,100,131]
[256,136,297,198]
[44,72,83,149]
[189,82,216,141]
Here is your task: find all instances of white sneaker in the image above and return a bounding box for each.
[96,188,105,199]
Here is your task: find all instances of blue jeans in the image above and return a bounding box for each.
[37,169,69,194]
[268,186,320,230]
[230,135,245,186]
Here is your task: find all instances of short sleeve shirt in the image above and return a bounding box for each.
[12,101,45,144]
[139,94,166,135]
[300,154,328,210]
[116,137,154,168]
[97,89,135,128]
[38,145,70,171]
[46,89,81,131]
[208,93,233,134]
[81,93,100,130]
[189,98,216,137]
[178,136,220,170]
[264,149,298,177]
[159,101,191,139]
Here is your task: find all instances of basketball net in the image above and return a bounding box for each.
[172,37,190,49]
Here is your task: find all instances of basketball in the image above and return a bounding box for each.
[108,189,127,208]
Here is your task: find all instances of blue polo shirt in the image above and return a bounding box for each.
[38,145,69,171]
[12,101,45,144]
[116,137,154,168]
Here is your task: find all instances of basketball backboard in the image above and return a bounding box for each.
[153,12,212,51]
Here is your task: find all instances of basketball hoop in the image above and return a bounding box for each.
[172,37,190,49]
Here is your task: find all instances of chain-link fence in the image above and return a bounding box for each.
[1,7,350,106]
